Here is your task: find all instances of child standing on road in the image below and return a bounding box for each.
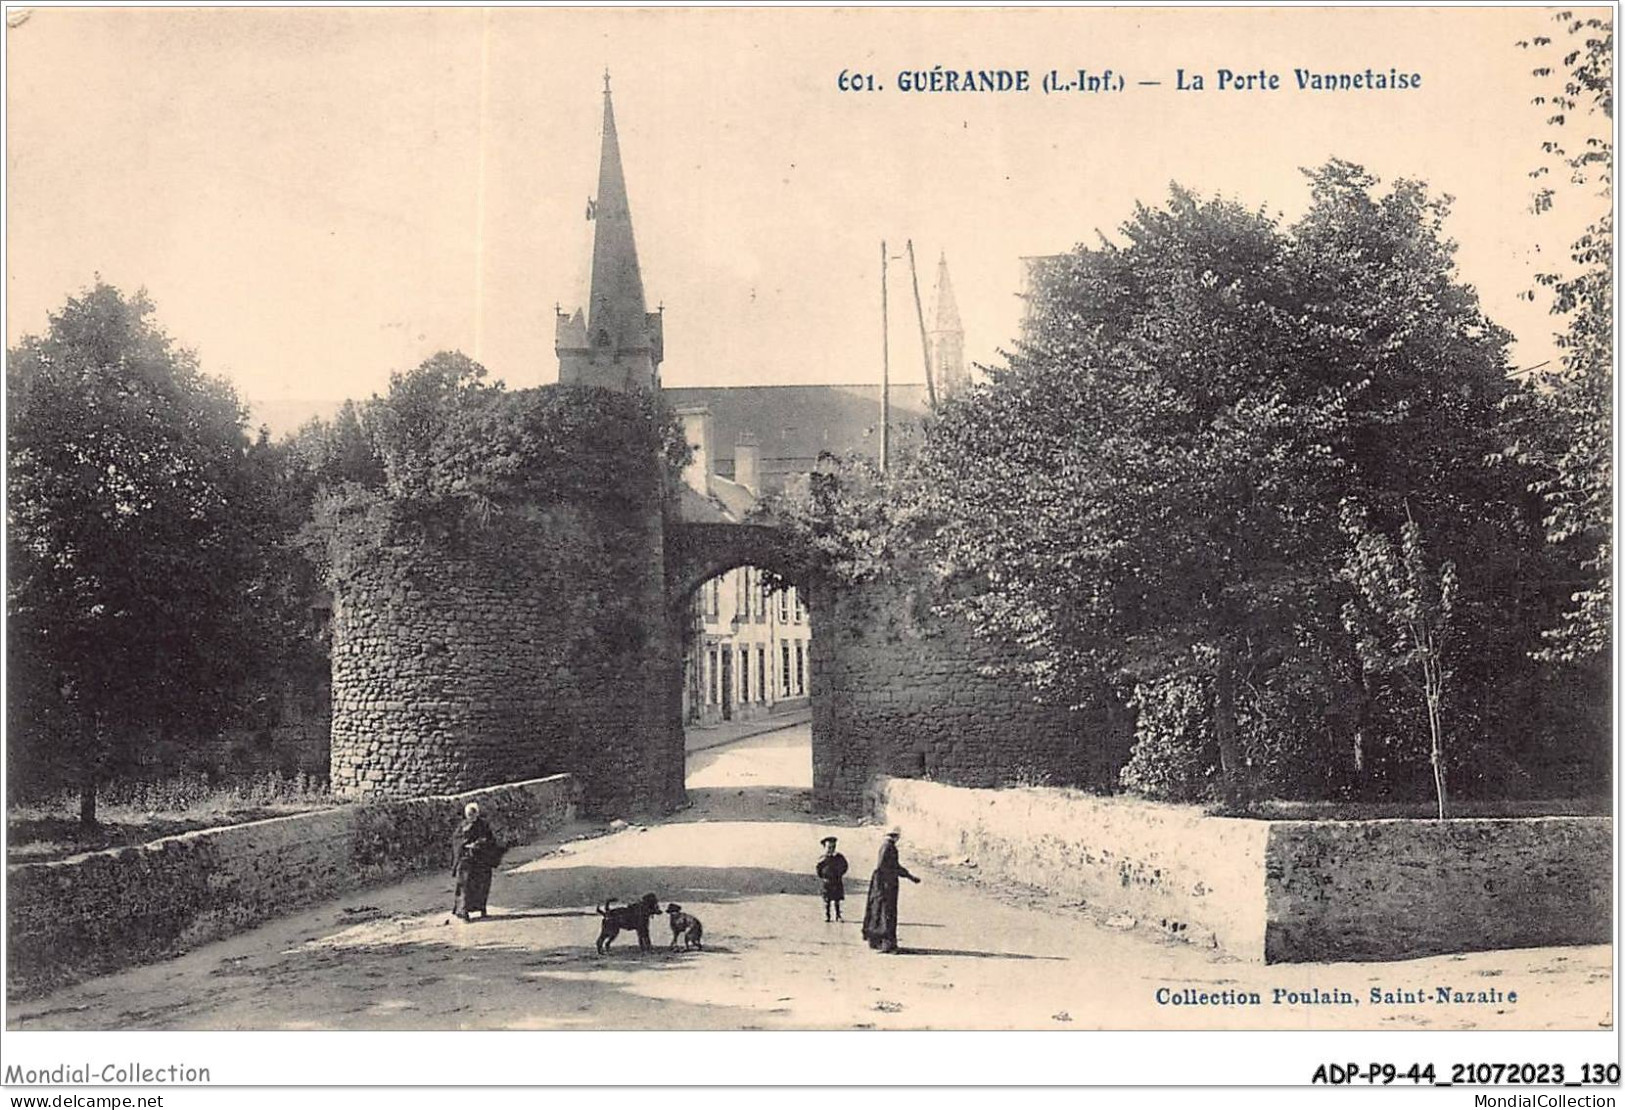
[816,836,849,922]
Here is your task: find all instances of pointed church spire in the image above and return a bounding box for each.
[587,76,648,350]
[929,253,967,398]
[557,74,663,391]
[931,252,963,333]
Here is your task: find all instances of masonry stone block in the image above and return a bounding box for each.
[7,775,577,999]
[874,776,1612,963]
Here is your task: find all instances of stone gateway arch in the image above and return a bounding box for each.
[328,81,1107,818]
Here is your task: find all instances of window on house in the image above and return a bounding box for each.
[795,642,805,695]
[778,590,789,623]
[757,646,767,700]
[740,648,751,703]
[781,642,792,696]
[708,648,719,705]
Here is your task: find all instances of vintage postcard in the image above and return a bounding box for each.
[2,3,1616,1094]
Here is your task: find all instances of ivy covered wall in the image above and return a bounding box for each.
[315,357,687,816]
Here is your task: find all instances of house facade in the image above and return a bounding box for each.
[685,566,811,725]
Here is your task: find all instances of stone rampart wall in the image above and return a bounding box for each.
[329,498,682,817]
[811,576,1126,812]
[6,775,576,999]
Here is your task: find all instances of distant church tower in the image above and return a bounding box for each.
[928,253,967,398]
[557,74,664,392]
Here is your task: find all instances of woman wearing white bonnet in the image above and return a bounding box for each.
[451,801,499,921]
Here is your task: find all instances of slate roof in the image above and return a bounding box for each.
[661,384,931,481]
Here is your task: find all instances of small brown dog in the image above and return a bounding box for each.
[596,893,661,954]
[665,903,704,951]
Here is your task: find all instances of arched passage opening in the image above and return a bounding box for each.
[666,522,829,812]
[681,564,813,794]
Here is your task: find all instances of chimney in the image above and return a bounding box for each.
[674,404,713,496]
[734,433,761,496]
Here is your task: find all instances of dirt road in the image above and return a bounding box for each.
[8,724,1611,1031]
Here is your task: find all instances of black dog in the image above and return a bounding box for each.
[596,893,661,954]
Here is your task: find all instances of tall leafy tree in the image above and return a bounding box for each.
[8,284,272,824]
[924,187,1334,800]
[1515,11,1613,662]
[1288,165,1561,798]
[915,164,1555,803]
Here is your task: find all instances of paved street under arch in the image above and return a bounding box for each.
[9,722,1611,1032]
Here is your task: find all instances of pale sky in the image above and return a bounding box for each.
[6,7,1611,434]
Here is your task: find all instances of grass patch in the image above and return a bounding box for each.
[8,770,343,865]
[1219,796,1613,821]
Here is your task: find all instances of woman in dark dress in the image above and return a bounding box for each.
[451,802,498,921]
[861,828,920,952]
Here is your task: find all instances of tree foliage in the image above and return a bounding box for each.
[1519,11,1612,215]
[783,163,1588,806]
[1339,505,1458,817]
[7,284,287,820]
[1513,10,1613,662]
[303,351,689,583]
[754,449,936,587]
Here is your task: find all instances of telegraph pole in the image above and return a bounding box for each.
[880,240,890,471]
[906,239,938,408]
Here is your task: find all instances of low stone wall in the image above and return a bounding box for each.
[871,777,1272,957]
[1264,817,1613,962]
[6,775,577,999]
[873,777,1613,963]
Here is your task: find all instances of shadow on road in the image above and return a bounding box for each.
[231,936,770,1031]
[495,861,829,910]
[894,947,1065,961]
[476,909,596,921]
[674,785,824,824]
